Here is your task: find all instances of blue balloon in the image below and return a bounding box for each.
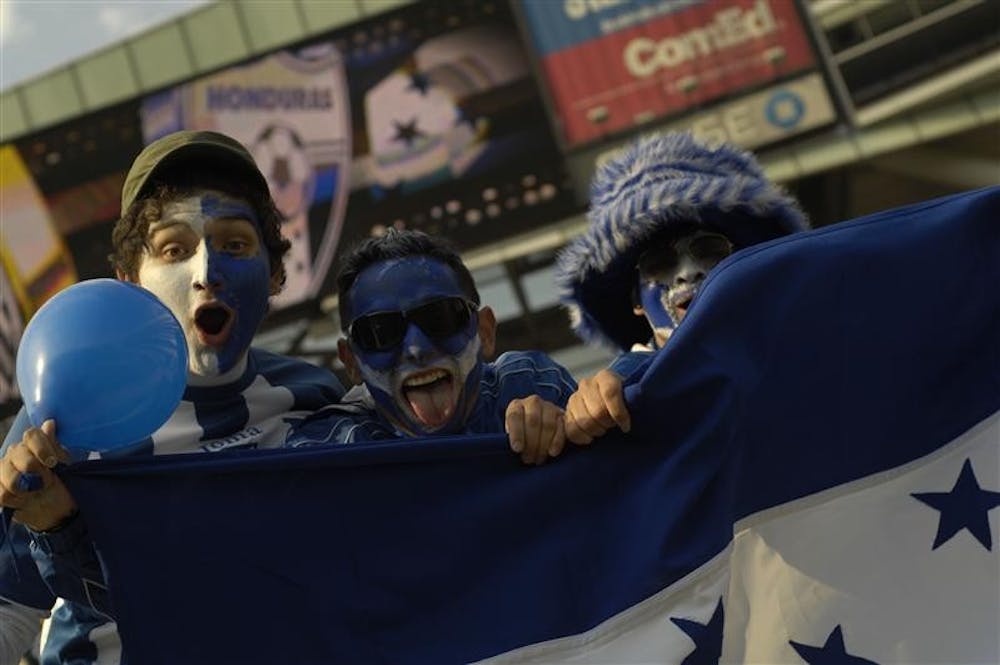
[15,279,188,453]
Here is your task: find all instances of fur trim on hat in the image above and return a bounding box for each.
[555,131,809,351]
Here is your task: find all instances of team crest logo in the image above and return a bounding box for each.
[140,46,352,310]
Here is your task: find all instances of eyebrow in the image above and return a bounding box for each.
[200,197,258,222]
[148,220,193,234]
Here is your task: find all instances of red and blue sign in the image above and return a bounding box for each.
[519,0,818,148]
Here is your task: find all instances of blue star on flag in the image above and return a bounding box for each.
[670,597,723,665]
[789,625,879,665]
[912,458,1000,550]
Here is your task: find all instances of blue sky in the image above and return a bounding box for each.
[1,0,209,91]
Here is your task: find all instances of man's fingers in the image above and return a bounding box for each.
[40,420,72,463]
[0,454,42,508]
[565,409,593,446]
[505,401,526,453]
[8,444,52,478]
[23,427,60,468]
[521,399,543,465]
[535,403,558,465]
[598,378,631,433]
[548,415,566,458]
[0,457,26,505]
[578,390,614,436]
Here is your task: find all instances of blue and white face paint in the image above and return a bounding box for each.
[637,230,733,348]
[638,280,676,347]
[138,190,270,381]
[346,256,482,436]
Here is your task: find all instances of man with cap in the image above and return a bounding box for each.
[555,131,808,444]
[0,130,344,664]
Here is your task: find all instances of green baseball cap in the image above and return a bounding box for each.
[120,130,270,214]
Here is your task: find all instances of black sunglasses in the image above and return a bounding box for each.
[638,232,733,277]
[348,296,477,352]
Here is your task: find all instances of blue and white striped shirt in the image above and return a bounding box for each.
[286,350,578,446]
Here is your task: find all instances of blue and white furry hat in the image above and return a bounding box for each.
[555,131,809,352]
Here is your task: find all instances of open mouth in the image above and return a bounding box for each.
[668,286,699,322]
[675,295,694,317]
[400,368,457,430]
[194,303,234,346]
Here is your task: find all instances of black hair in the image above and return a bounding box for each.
[336,229,480,329]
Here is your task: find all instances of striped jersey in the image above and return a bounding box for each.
[286,350,579,446]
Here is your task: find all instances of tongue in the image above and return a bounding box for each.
[405,381,454,428]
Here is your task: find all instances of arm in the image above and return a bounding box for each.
[0,419,113,615]
[0,524,52,665]
[0,409,54,663]
[29,515,114,619]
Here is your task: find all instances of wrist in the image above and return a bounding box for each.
[28,508,80,534]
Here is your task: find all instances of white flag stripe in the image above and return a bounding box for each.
[725,409,999,663]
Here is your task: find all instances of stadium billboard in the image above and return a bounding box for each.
[518,0,823,150]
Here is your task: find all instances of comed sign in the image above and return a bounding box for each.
[518,0,820,149]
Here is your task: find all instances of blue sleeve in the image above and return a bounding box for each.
[0,408,58,613]
[3,408,111,615]
[0,522,56,611]
[609,350,656,384]
[29,514,115,617]
[490,351,579,408]
[252,349,345,410]
[284,405,396,447]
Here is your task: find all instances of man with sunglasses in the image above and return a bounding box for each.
[556,131,809,444]
[285,229,579,465]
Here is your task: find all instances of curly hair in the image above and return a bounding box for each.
[109,164,290,292]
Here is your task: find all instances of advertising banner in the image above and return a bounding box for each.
[333,9,576,269]
[519,0,818,148]
[141,48,352,309]
[135,1,576,310]
[565,71,836,204]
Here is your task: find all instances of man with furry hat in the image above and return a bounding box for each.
[555,131,808,444]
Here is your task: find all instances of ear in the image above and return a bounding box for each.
[337,338,362,385]
[477,305,497,360]
[116,268,137,284]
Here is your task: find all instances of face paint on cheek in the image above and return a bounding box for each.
[640,281,676,330]
[139,243,212,373]
[356,331,484,436]
[440,333,483,434]
[204,243,270,373]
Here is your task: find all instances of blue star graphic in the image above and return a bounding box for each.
[912,458,1000,550]
[790,625,879,664]
[670,597,723,665]
[407,71,431,95]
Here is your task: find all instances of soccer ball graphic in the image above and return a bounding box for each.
[251,124,316,219]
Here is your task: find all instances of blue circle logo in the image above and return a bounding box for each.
[765,90,805,129]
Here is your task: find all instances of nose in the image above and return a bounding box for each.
[672,254,706,286]
[401,322,436,365]
[192,244,225,292]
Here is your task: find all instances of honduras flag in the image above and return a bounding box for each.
[60,188,999,664]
